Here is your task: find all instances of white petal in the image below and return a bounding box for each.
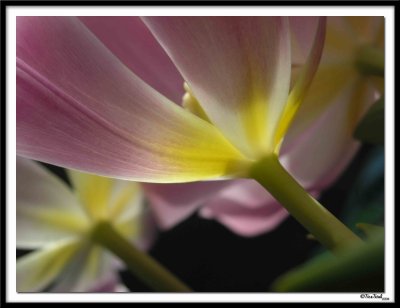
[17,239,81,292]
[50,243,118,292]
[17,157,88,249]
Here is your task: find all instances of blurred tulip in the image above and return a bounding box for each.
[16,157,155,292]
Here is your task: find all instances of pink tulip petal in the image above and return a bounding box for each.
[142,180,231,229]
[281,79,377,191]
[282,18,357,142]
[143,17,291,157]
[86,274,120,292]
[89,277,129,293]
[274,17,327,147]
[199,180,293,237]
[200,180,322,236]
[289,17,321,66]
[200,206,289,237]
[131,207,158,251]
[79,17,184,103]
[17,17,246,183]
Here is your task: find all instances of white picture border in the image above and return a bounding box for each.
[5,5,395,303]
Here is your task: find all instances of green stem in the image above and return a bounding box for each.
[92,221,191,292]
[249,155,363,254]
[355,45,384,77]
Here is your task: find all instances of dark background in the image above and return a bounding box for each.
[17,144,384,292]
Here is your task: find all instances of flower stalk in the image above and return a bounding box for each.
[91,221,192,292]
[249,155,363,254]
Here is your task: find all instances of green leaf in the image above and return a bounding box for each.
[354,97,384,145]
[271,230,384,292]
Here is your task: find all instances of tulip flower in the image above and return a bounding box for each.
[17,16,324,182]
[17,16,365,253]
[166,16,383,236]
[121,17,381,237]
[16,157,173,292]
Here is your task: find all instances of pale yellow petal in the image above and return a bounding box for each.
[17,239,81,292]
[17,157,89,249]
[50,243,119,292]
[67,170,113,221]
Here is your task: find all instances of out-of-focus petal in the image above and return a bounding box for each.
[274,17,326,149]
[142,181,231,229]
[66,170,113,221]
[107,180,143,223]
[285,17,383,141]
[88,276,129,293]
[17,157,88,249]
[17,17,247,183]
[199,180,290,237]
[17,239,81,292]
[66,170,156,250]
[79,17,184,103]
[290,17,320,66]
[281,79,376,191]
[143,17,291,157]
[109,182,157,250]
[112,284,131,292]
[344,17,384,46]
[50,243,117,292]
[120,205,158,252]
[87,275,120,292]
[281,65,356,152]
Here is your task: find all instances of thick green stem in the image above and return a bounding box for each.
[92,221,191,292]
[355,45,384,77]
[249,155,363,254]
